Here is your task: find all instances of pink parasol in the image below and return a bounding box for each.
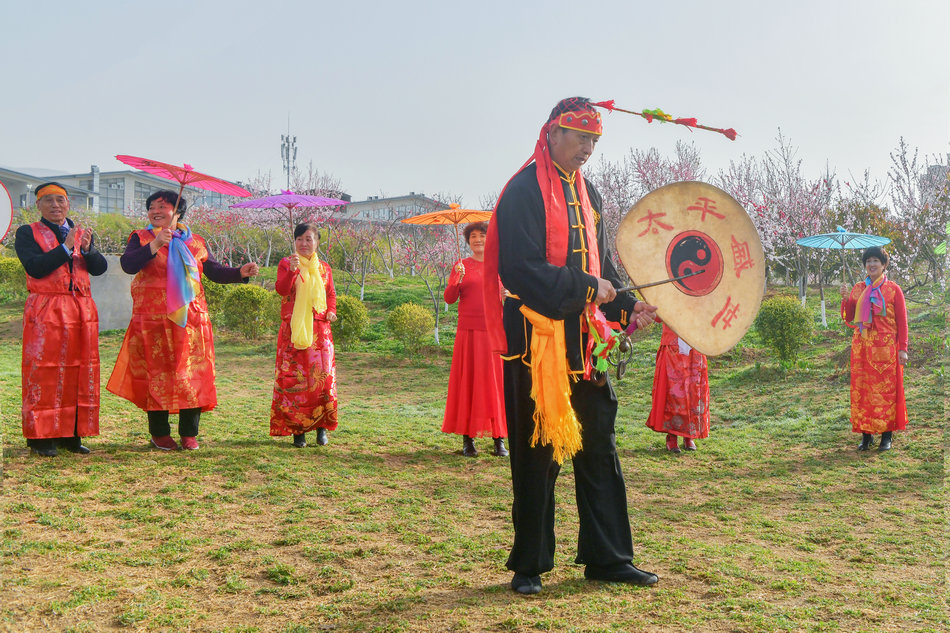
[401,203,492,261]
[116,154,252,219]
[230,190,348,238]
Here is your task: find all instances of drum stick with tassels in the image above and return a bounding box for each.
[616,269,705,293]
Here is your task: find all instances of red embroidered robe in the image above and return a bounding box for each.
[107,229,218,413]
[841,280,908,433]
[21,222,100,439]
[269,257,338,435]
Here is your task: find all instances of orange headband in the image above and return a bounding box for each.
[36,185,68,201]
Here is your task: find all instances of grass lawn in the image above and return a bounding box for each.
[0,277,946,633]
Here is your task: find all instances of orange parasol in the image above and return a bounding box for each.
[401,203,492,260]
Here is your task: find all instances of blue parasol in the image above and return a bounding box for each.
[795,226,891,250]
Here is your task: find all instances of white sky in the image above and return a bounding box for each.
[1,0,947,206]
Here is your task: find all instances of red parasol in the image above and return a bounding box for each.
[401,203,492,261]
[115,154,252,218]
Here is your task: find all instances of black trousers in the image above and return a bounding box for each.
[147,408,201,438]
[504,360,634,576]
[26,411,82,451]
[26,436,82,450]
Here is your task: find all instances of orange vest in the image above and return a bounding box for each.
[26,222,92,295]
[129,228,209,315]
[21,221,100,439]
[107,228,218,413]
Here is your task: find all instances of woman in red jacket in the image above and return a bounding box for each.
[442,222,507,457]
[270,223,338,448]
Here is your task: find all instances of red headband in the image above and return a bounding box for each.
[553,109,603,135]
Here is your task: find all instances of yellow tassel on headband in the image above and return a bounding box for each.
[290,253,327,349]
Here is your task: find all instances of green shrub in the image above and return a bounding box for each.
[203,280,231,326]
[755,296,812,364]
[91,214,137,255]
[386,302,434,354]
[221,284,277,338]
[0,256,27,302]
[332,294,370,349]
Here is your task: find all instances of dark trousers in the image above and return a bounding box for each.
[27,436,82,450]
[148,408,201,438]
[504,360,634,576]
[26,412,82,450]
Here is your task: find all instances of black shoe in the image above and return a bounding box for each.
[316,428,328,446]
[31,445,58,457]
[878,432,892,451]
[510,573,542,594]
[857,433,874,451]
[585,562,658,586]
[492,437,509,457]
[57,437,89,453]
[462,436,477,457]
[292,434,307,448]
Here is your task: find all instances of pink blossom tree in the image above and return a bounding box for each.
[587,140,706,278]
[391,193,465,346]
[395,225,457,345]
[322,216,386,300]
[887,138,949,289]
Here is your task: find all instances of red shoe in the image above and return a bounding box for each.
[682,437,697,451]
[665,434,681,453]
[180,436,199,451]
[151,435,179,451]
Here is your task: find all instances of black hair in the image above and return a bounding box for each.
[548,96,594,122]
[463,221,488,243]
[146,190,188,220]
[861,246,889,267]
[294,223,320,239]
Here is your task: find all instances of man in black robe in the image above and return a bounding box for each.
[483,97,659,594]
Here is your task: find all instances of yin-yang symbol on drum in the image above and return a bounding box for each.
[665,231,723,297]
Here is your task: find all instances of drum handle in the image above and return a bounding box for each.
[616,269,705,293]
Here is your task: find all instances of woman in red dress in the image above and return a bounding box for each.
[270,223,338,448]
[108,191,259,451]
[646,321,710,453]
[839,246,908,451]
[442,222,507,457]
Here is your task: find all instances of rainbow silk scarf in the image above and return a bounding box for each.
[856,273,887,337]
[150,223,201,328]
